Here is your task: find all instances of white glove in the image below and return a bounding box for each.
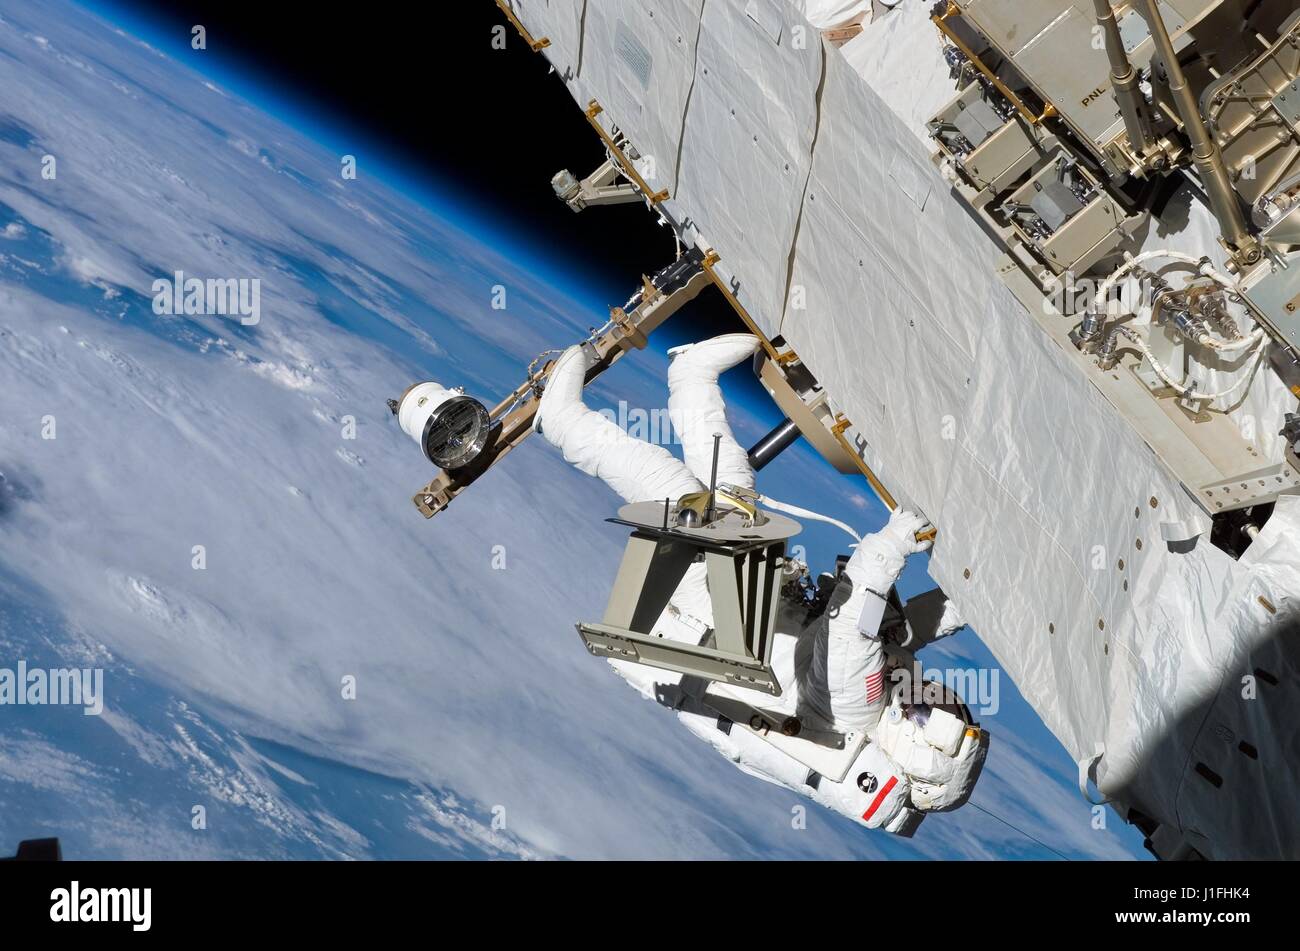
[846,507,933,596]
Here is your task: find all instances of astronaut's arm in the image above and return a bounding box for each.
[801,507,934,732]
[846,506,935,601]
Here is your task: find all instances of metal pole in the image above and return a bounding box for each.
[1137,0,1259,264]
[706,432,722,522]
[1092,0,1158,161]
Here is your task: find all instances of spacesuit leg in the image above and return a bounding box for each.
[535,345,703,503]
[666,334,762,489]
[800,507,933,733]
[535,344,715,629]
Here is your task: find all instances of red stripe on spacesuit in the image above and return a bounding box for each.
[862,775,898,822]
[865,671,884,703]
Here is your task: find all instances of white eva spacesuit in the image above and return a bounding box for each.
[535,333,986,833]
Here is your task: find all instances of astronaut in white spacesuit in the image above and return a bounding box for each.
[534,333,986,833]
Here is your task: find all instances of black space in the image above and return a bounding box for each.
[108,1,747,341]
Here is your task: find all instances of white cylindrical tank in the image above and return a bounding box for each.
[391,381,492,470]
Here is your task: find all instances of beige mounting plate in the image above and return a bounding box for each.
[577,505,801,697]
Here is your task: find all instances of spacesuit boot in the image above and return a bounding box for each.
[667,334,762,490]
[534,344,702,504]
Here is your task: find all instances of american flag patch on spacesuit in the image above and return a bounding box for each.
[865,669,884,704]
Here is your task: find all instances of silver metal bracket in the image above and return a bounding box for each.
[551,159,642,212]
[577,501,802,696]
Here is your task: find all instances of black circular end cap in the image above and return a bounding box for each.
[420,394,491,470]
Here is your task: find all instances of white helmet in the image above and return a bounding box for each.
[873,680,988,812]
